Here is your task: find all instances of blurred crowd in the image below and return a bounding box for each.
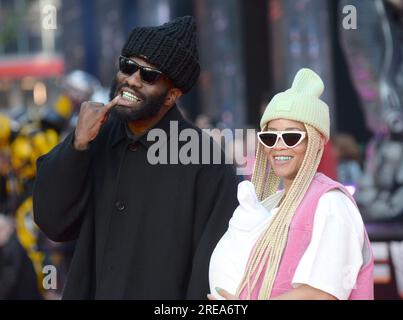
[0,70,108,299]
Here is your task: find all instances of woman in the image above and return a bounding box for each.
[208,68,374,300]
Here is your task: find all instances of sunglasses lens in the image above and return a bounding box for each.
[140,69,161,84]
[282,133,303,147]
[119,56,161,84]
[119,57,138,75]
[259,133,278,147]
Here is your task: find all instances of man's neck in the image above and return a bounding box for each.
[127,104,174,136]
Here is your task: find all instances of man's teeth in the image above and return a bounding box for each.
[121,91,141,102]
[274,156,293,161]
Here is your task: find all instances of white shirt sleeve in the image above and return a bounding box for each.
[291,190,365,300]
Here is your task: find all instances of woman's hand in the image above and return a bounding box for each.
[207,287,239,300]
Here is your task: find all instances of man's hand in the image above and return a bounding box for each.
[74,96,119,150]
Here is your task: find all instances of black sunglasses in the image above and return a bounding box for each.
[257,131,306,148]
[119,55,163,85]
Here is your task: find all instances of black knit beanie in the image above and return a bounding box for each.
[121,16,200,93]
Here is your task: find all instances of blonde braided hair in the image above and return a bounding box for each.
[236,123,324,299]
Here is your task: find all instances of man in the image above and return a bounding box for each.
[33,16,239,299]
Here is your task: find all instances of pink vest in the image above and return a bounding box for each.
[239,173,374,300]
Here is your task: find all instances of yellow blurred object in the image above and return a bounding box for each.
[32,129,58,156]
[0,113,11,148]
[15,196,45,293]
[54,94,73,119]
[10,129,59,180]
[10,136,35,180]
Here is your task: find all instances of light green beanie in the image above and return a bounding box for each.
[260,68,330,142]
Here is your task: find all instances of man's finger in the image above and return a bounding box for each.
[100,113,109,125]
[103,95,120,113]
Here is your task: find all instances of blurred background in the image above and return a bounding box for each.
[0,0,402,300]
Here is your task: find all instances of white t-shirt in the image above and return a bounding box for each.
[209,180,365,300]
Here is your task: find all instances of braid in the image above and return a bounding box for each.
[251,142,268,200]
[237,124,324,299]
[252,124,280,201]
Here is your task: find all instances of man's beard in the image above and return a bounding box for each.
[110,82,169,122]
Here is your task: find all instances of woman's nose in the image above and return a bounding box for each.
[273,137,288,149]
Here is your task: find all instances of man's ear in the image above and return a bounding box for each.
[166,88,183,105]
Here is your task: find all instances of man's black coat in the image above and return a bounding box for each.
[33,106,239,299]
